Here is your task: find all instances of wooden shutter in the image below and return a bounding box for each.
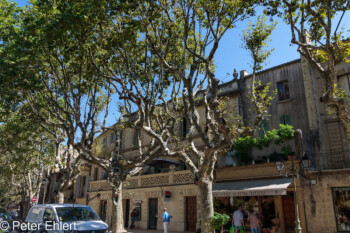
[280,115,292,125]
[179,120,183,137]
[180,118,187,138]
[75,176,81,198]
[285,115,292,125]
[279,115,285,125]
[84,176,90,197]
[133,130,138,147]
[259,120,269,138]
[119,130,123,150]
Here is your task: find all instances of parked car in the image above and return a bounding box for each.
[0,208,15,233]
[24,204,109,233]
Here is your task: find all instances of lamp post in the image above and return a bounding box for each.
[275,155,310,233]
[42,178,49,204]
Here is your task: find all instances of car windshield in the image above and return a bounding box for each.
[55,207,99,222]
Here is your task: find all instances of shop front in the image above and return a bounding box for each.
[213,178,296,233]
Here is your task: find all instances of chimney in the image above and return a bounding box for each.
[240,70,249,79]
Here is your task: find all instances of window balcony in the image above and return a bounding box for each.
[320,150,350,170]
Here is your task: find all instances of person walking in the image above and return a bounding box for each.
[247,210,259,233]
[162,208,170,233]
[130,209,137,229]
[232,206,245,233]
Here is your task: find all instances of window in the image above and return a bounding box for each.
[119,130,123,150]
[100,200,107,222]
[26,207,45,222]
[280,115,292,125]
[101,171,108,180]
[55,207,99,222]
[94,167,99,181]
[101,137,107,147]
[277,80,290,101]
[43,208,55,223]
[79,176,86,197]
[109,132,116,144]
[180,118,188,138]
[332,187,350,231]
[133,130,139,148]
[258,119,269,138]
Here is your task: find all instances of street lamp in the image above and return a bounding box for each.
[275,155,310,233]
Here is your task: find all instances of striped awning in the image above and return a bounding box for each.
[213,178,292,197]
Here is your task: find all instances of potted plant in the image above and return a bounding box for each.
[212,212,230,233]
[282,145,294,160]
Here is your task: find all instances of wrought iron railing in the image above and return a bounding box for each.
[320,150,350,170]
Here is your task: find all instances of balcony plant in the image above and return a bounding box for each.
[282,145,294,160]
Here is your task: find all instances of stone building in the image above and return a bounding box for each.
[300,58,350,233]
[213,58,350,233]
[213,60,310,233]
[71,57,350,233]
[74,79,241,232]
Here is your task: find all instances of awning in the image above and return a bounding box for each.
[212,178,292,197]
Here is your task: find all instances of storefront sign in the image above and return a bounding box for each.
[213,189,287,197]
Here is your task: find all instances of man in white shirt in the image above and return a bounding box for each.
[232,206,245,233]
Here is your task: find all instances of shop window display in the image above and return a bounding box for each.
[214,196,278,233]
[332,187,350,232]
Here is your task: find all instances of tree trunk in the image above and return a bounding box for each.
[111,182,125,233]
[199,179,215,233]
[57,191,65,204]
[21,194,31,220]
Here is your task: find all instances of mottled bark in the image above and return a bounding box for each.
[111,183,125,233]
[20,194,31,221]
[199,179,214,233]
[57,191,65,204]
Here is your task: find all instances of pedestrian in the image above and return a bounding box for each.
[162,208,170,233]
[247,210,259,233]
[232,206,245,233]
[130,209,137,229]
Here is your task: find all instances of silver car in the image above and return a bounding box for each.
[24,204,109,233]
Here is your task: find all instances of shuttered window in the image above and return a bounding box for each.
[259,119,269,138]
[94,167,99,181]
[109,132,116,144]
[180,118,187,138]
[119,130,123,150]
[101,137,107,147]
[133,130,139,148]
[280,115,292,125]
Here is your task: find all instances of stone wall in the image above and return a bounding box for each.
[123,184,199,232]
[303,171,350,233]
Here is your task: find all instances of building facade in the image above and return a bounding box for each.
[71,57,350,233]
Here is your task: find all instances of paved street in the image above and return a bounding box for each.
[125,230,194,233]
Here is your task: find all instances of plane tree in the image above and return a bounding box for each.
[0,1,166,231]
[0,109,55,218]
[0,0,278,232]
[264,0,350,139]
[89,1,277,232]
